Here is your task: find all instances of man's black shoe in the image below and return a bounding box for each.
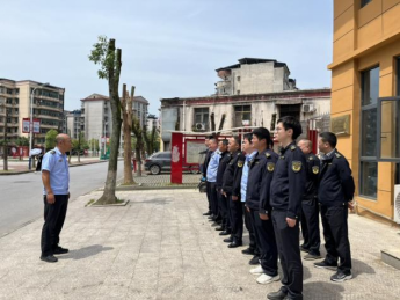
[241,248,255,255]
[300,244,309,253]
[267,288,288,300]
[223,237,233,243]
[41,255,58,263]
[314,260,337,271]
[330,270,352,282]
[53,246,69,255]
[219,230,231,236]
[203,211,212,215]
[215,226,224,231]
[228,241,242,248]
[249,255,260,265]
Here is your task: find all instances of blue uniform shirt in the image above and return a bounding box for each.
[42,147,69,196]
[240,151,257,203]
[207,150,220,183]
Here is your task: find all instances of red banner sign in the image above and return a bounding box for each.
[22,118,40,133]
[170,132,183,184]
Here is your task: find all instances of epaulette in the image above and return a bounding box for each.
[309,155,313,161]
[50,150,56,154]
[290,145,296,151]
[335,153,342,159]
[266,153,271,159]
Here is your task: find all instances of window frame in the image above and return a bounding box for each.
[359,66,379,199]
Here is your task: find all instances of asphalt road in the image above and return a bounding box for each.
[0,161,123,237]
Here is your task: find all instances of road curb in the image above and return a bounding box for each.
[115,185,198,191]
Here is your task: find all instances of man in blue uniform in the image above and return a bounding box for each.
[207,138,220,225]
[202,136,213,216]
[41,133,72,263]
[222,137,242,247]
[297,139,321,260]
[247,128,279,285]
[216,139,231,234]
[314,132,353,282]
[268,117,306,300]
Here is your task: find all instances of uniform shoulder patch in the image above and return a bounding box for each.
[291,161,302,173]
[335,153,342,159]
[267,162,275,172]
[266,153,271,159]
[290,145,296,151]
[312,166,319,174]
[238,161,243,168]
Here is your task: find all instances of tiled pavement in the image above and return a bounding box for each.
[132,174,201,185]
[1,189,400,300]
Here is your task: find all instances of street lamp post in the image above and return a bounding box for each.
[29,82,49,170]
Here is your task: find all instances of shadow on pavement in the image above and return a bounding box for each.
[351,258,375,278]
[304,280,344,300]
[58,244,114,260]
[131,198,172,205]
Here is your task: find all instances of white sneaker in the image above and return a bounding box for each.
[249,265,263,275]
[256,274,280,285]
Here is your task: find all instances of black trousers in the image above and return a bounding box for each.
[300,207,308,247]
[301,198,321,256]
[209,183,219,219]
[272,210,303,298]
[41,195,68,256]
[243,203,258,254]
[320,205,352,273]
[230,197,243,241]
[206,181,211,212]
[218,192,231,230]
[250,208,278,277]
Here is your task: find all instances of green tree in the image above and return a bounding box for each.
[45,130,58,150]
[15,137,29,146]
[89,36,122,205]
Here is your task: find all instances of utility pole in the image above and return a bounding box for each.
[2,103,8,170]
[78,129,81,163]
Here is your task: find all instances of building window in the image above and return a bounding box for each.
[270,114,277,131]
[194,108,210,131]
[237,76,241,82]
[7,98,13,104]
[360,66,379,198]
[361,0,372,8]
[237,90,240,95]
[234,105,251,127]
[279,104,301,120]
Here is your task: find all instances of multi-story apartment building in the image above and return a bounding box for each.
[329,0,400,222]
[146,114,159,132]
[215,58,297,96]
[0,79,65,146]
[65,110,83,139]
[80,93,149,141]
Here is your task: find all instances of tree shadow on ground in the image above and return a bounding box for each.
[58,244,114,260]
[351,258,375,278]
[304,281,344,300]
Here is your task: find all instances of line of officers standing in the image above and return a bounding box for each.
[202,116,355,300]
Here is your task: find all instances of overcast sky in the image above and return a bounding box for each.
[0,0,333,115]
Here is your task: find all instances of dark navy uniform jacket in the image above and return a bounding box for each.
[202,149,212,178]
[318,150,353,206]
[232,153,246,198]
[222,151,241,194]
[303,152,320,201]
[270,142,307,219]
[216,151,231,190]
[246,149,278,212]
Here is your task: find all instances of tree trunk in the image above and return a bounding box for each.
[97,39,122,205]
[136,132,142,176]
[3,107,8,170]
[122,84,133,184]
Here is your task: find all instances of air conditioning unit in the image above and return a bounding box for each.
[195,123,205,131]
[394,185,400,224]
[303,103,314,112]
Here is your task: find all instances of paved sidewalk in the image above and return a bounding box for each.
[1,190,400,300]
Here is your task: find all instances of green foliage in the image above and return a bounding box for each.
[45,130,58,150]
[15,137,29,146]
[88,35,119,80]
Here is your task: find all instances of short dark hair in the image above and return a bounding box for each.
[319,132,337,148]
[277,116,302,140]
[221,139,228,146]
[252,127,272,148]
[243,133,253,144]
[207,135,214,140]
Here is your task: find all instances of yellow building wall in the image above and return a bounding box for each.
[331,0,400,220]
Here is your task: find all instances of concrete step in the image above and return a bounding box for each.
[381,249,400,270]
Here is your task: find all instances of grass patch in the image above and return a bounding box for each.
[116,198,125,204]
[86,199,96,206]
[121,182,138,186]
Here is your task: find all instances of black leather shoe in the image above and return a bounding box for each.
[241,248,255,255]
[300,244,309,253]
[228,241,242,248]
[219,231,230,236]
[53,246,68,255]
[223,237,233,243]
[267,288,288,300]
[40,255,58,263]
[203,211,212,215]
[248,255,260,265]
[215,226,224,231]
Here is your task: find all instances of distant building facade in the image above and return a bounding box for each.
[0,79,65,146]
[65,110,83,139]
[146,114,159,132]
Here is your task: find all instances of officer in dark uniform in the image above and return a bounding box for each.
[268,116,306,300]
[297,139,321,260]
[232,133,260,264]
[222,136,242,247]
[314,132,353,282]
[247,128,279,285]
[202,136,213,216]
[216,139,231,234]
